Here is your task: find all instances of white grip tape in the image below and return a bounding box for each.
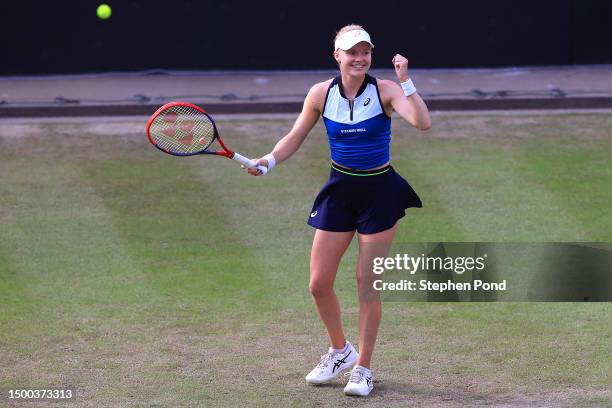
[232,152,268,175]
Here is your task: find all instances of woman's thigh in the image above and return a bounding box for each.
[310,229,355,289]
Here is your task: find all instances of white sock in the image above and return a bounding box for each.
[330,342,347,354]
[354,365,371,374]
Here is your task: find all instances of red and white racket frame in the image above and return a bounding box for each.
[146,102,267,174]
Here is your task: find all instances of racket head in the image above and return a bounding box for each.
[146,102,226,156]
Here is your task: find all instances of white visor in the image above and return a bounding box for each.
[334,29,374,51]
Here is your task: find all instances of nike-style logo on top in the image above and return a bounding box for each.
[364,97,371,106]
[332,350,352,373]
[310,211,318,217]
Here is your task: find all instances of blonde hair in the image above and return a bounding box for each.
[333,24,365,45]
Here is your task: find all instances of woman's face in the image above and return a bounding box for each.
[335,42,372,76]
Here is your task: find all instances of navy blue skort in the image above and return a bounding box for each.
[307,164,422,234]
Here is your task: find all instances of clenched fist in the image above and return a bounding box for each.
[392,54,410,83]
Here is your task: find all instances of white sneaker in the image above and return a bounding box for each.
[343,365,374,396]
[305,342,358,384]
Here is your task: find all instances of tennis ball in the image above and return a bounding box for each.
[96,4,112,20]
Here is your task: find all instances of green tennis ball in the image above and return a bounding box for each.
[96,4,112,20]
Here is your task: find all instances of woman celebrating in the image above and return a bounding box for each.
[247,24,431,396]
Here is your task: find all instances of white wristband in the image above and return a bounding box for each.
[262,153,276,171]
[401,79,417,96]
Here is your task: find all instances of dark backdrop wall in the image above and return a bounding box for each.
[3,0,611,75]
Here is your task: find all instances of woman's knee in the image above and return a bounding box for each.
[309,277,334,298]
[356,274,380,303]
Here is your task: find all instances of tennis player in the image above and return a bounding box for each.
[246,24,431,396]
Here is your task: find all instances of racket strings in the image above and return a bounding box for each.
[149,105,216,154]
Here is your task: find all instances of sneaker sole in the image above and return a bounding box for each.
[305,359,358,384]
[344,386,373,397]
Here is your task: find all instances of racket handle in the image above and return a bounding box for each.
[232,152,268,175]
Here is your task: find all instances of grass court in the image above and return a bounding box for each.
[0,112,611,407]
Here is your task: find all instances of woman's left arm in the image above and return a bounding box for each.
[381,54,431,131]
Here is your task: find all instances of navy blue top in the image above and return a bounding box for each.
[322,74,391,170]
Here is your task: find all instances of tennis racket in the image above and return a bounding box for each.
[146,102,267,174]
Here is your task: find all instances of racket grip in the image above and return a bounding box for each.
[232,152,268,175]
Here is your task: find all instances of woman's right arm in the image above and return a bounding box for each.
[247,82,326,175]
